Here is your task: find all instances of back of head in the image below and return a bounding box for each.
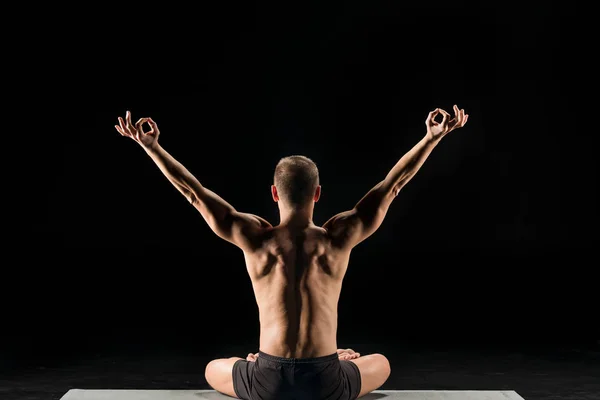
[274,155,320,207]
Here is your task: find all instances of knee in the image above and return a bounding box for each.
[205,357,240,384]
[204,359,218,384]
[372,353,391,379]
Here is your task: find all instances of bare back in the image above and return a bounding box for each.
[243,224,351,359]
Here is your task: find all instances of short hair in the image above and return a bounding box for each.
[274,155,320,207]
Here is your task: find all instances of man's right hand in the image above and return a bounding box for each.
[115,110,160,150]
[337,348,360,360]
[425,104,468,142]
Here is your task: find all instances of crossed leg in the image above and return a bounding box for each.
[349,353,391,398]
[205,356,243,398]
[205,350,391,400]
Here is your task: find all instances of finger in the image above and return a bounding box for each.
[425,108,439,126]
[454,109,462,127]
[147,118,158,134]
[145,120,157,136]
[438,108,450,126]
[438,108,450,120]
[463,114,469,125]
[136,118,148,135]
[115,125,126,136]
[453,105,462,126]
[125,111,134,129]
[126,111,138,138]
[118,117,131,135]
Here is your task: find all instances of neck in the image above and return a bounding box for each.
[278,203,315,227]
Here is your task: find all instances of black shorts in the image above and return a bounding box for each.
[232,350,362,400]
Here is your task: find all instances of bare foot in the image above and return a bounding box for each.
[337,348,360,360]
[246,352,259,362]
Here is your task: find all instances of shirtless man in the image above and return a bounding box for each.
[115,105,468,399]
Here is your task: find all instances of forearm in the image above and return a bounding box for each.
[142,144,235,227]
[143,144,201,202]
[382,136,440,195]
[336,106,467,246]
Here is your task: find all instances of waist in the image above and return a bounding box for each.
[258,350,339,364]
[259,321,338,357]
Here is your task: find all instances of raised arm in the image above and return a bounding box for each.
[323,105,468,249]
[115,111,271,251]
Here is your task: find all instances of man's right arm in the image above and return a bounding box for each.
[323,105,468,249]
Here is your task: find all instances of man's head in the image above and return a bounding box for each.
[272,155,321,208]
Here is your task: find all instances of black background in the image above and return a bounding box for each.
[12,1,598,371]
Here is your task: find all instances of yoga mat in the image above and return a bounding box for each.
[60,389,526,399]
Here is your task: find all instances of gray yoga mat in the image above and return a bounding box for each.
[60,389,526,399]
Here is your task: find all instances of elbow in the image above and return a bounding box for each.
[186,193,196,204]
[183,192,198,207]
[183,187,198,204]
[391,178,410,197]
[380,178,401,198]
[383,173,412,197]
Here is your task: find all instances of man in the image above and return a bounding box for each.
[115,105,468,399]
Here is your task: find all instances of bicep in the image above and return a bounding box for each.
[212,211,271,251]
[188,187,271,250]
[324,181,395,248]
[323,210,363,248]
[227,212,272,251]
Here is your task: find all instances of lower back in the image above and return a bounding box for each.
[258,310,338,358]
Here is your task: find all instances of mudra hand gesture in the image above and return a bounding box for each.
[425,104,468,142]
[115,110,160,149]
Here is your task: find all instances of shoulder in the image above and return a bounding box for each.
[321,210,361,249]
[249,214,274,229]
[224,212,274,252]
[231,212,273,230]
[322,210,359,236]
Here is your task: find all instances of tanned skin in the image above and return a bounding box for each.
[115,105,468,397]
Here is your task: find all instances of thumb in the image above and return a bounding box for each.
[425,108,439,126]
[147,118,159,135]
[135,118,148,133]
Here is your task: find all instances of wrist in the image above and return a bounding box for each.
[143,142,160,154]
[423,135,441,147]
